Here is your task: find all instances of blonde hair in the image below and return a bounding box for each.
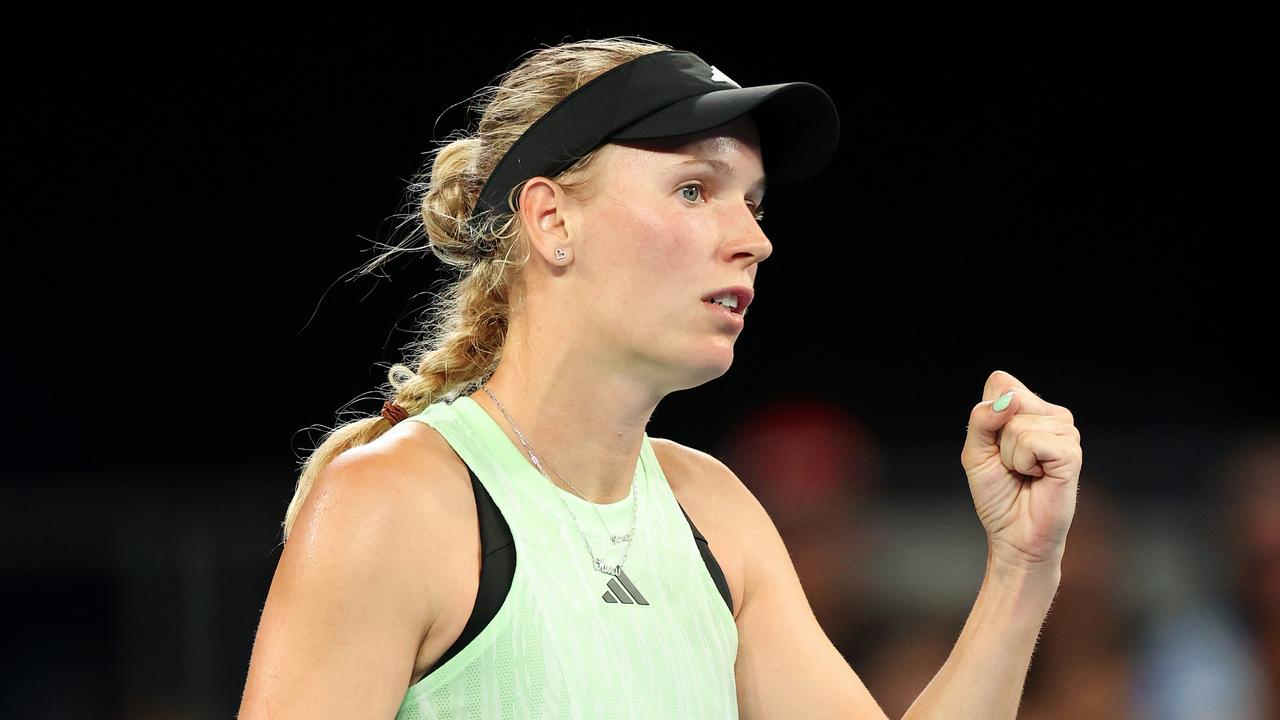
[281,37,675,542]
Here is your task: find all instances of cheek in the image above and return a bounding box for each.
[622,200,693,254]
[613,202,702,291]
[583,193,720,340]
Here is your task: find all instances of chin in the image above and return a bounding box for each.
[650,337,736,391]
[690,347,735,384]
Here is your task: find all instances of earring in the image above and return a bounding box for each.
[555,248,568,260]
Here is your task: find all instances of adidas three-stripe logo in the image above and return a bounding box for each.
[601,568,649,605]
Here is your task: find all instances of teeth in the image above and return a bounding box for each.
[709,293,739,309]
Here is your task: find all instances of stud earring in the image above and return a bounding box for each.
[555,248,568,260]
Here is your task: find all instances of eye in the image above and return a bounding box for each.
[678,183,704,204]
[678,182,767,223]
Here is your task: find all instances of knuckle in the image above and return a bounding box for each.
[1051,403,1075,424]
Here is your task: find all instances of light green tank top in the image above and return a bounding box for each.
[395,394,740,719]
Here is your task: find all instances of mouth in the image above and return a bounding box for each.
[702,298,745,326]
[701,298,742,315]
[700,286,754,315]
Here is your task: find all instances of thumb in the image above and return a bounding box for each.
[962,389,1020,467]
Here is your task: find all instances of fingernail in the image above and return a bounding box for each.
[993,390,1014,412]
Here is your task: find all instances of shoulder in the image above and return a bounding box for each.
[649,437,740,516]
[240,422,474,717]
[311,421,472,536]
[299,419,476,623]
[649,437,734,490]
[648,436,766,526]
[347,417,477,512]
[649,437,773,619]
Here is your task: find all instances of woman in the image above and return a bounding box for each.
[239,37,1081,719]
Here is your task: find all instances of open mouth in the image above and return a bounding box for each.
[702,298,743,315]
[701,287,751,314]
[702,298,745,325]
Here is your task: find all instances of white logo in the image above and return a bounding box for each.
[709,65,741,88]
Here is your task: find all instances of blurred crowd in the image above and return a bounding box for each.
[718,395,1280,720]
[7,397,1279,718]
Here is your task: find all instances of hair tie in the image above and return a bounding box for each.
[381,400,409,425]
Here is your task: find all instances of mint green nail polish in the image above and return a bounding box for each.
[993,390,1014,412]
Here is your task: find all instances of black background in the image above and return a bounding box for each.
[6,9,1275,485]
[3,7,1276,718]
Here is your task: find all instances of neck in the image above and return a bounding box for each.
[467,354,662,506]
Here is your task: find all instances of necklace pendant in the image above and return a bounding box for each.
[593,558,621,576]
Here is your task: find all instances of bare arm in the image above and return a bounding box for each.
[693,442,1059,720]
[901,553,1060,720]
[238,449,441,719]
[901,370,1077,718]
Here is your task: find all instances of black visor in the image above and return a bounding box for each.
[470,49,840,223]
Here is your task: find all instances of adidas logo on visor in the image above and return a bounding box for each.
[708,65,741,88]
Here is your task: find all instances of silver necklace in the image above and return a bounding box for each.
[480,385,637,543]
[481,385,639,577]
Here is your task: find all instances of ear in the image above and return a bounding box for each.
[518,176,572,265]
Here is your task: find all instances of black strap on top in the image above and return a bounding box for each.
[422,463,734,679]
[677,502,735,618]
[424,467,516,677]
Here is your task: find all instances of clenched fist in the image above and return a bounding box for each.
[961,370,1082,575]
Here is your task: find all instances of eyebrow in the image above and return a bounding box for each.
[675,158,767,198]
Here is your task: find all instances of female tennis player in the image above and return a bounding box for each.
[238,37,1081,719]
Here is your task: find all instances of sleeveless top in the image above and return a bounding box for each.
[395,395,740,719]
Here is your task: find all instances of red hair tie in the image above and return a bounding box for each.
[380,400,409,425]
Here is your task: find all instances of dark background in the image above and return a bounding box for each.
[3,7,1276,718]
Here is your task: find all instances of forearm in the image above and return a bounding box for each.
[899,553,1061,720]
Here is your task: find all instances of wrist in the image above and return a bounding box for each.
[986,549,1062,595]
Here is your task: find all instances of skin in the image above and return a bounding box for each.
[466,113,770,504]
[237,116,774,720]
[239,108,1083,718]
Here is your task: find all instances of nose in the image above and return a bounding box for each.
[725,205,772,267]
